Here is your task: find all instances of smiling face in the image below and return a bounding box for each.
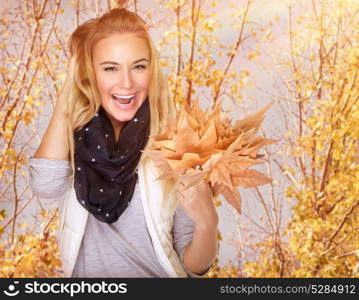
[92,33,150,136]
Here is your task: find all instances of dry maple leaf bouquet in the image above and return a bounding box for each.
[142,99,278,213]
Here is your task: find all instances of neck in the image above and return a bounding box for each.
[107,114,124,142]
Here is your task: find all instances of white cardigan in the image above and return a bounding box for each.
[55,157,188,277]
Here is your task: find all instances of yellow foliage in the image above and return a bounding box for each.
[0,209,63,278]
[247,51,260,60]
[205,258,242,278]
[241,0,359,278]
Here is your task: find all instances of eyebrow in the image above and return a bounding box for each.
[100,58,149,65]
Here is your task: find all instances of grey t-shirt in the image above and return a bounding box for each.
[29,158,211,278]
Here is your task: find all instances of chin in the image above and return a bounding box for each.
[101,96,145,124]
[109,110,135,121]
[106,105,137,123]
[113,114,135,123]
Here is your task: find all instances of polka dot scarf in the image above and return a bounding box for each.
[73,98,150,223]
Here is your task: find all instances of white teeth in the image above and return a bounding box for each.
[113,94,135,99]
[112,94,135,105]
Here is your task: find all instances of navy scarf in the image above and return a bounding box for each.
[74,99,150,223]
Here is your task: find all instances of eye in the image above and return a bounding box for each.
[134,64,146,70]
[104,66,117,71]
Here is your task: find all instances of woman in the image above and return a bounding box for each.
[29,7,218,278]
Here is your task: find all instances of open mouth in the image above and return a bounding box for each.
[112,94,136,105]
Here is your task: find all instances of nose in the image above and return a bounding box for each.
[118,69,133,89]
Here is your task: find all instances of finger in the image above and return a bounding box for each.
[176,192,187,205]
[176,183,187,193]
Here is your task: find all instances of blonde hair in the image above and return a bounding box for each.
[58,8,175,180]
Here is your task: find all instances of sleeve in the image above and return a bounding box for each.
[28,157,71,199]
[172,205,214,278]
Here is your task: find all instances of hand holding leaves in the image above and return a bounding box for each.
[175,172,218,228]
[142,100,278,214]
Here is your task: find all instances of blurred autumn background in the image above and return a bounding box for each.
[0,0,358,277]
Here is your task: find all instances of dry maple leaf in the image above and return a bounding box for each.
[141,99,279,214]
